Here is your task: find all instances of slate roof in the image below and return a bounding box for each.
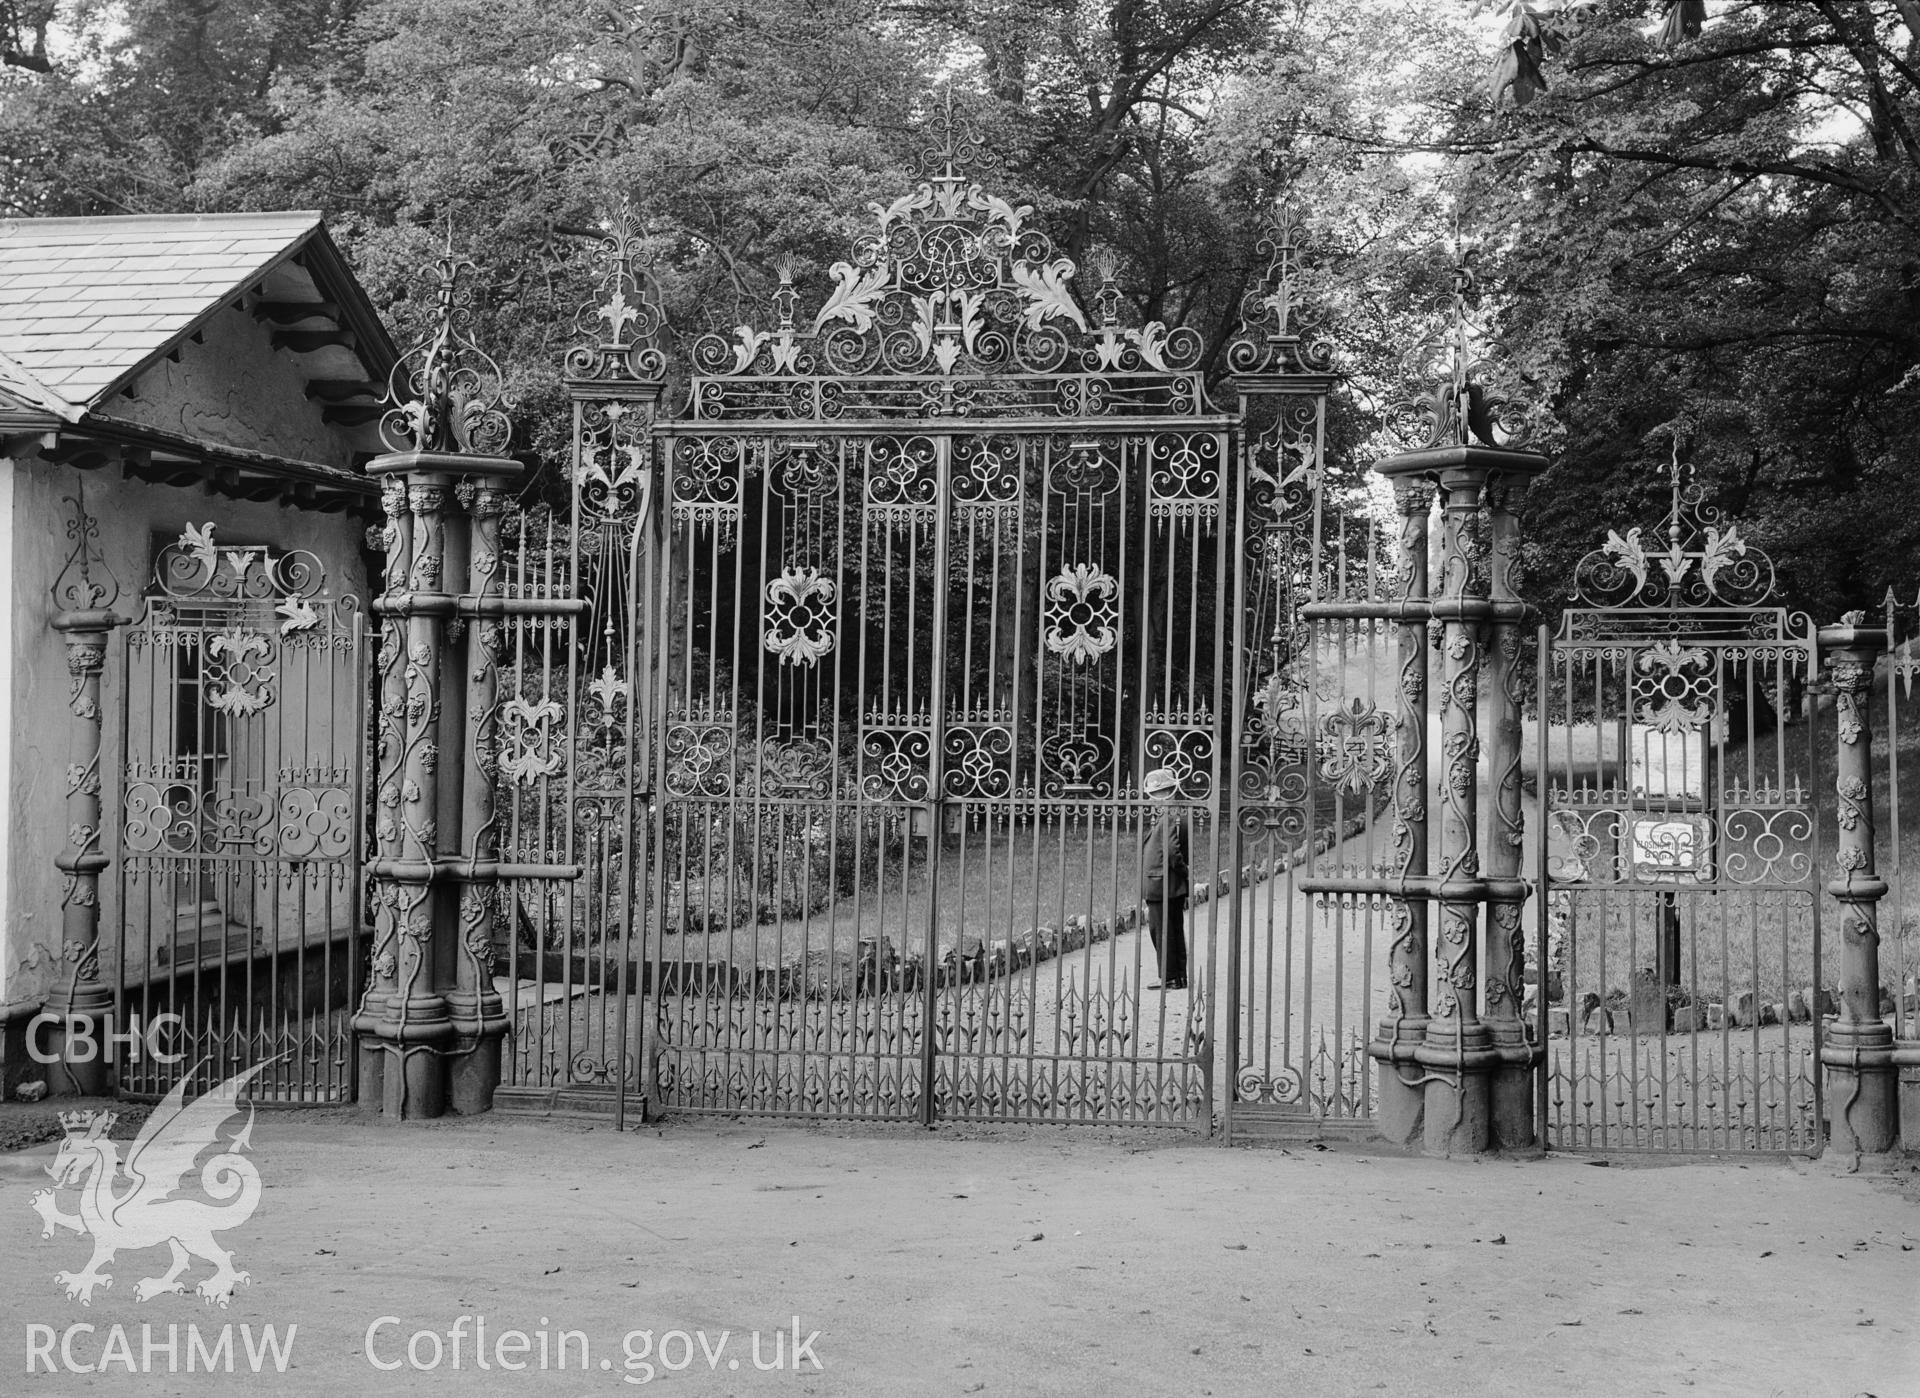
[0,357,56,414]
[0,211,392,419]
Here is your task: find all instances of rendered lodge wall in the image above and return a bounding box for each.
[1,451,372,1011]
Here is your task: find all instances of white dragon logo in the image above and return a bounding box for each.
[29,1060,273,1307]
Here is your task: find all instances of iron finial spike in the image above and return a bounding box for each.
[943,83,957,178]
[72,475,91,592]
[1447,250,1477,441]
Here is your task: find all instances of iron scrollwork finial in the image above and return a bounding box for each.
[1226,204,1336,378]
[380,234,515,457]
[51,480,120,614]
[916,82,996,186]
[567,206,668,383]
[1398,249,1527,451]
[149,520,329,605]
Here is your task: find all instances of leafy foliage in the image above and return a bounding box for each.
[2,1,1373,465]
[4,1,1917,629]
[1432,2,1920,623]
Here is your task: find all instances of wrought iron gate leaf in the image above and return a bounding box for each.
[117,524,364,1104]
[1539,466,1824,1153]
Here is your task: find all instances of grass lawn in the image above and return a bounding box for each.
[662,808,1207,967]
[658,773,1388,971]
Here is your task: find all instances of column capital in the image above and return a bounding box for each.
[50,608,126,638]
[1372,442,1549,486]
[367,449,521,481]
[1392,477,1437,516]
[1822,649,1885,702]
[1818,616,1891,662]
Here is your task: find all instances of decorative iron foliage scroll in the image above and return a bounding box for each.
[1393,254,1528,452]
[684,91,1208,422]
[1571,463,1778,611]
[1225,209,1335,379]
[568,208,668,385]
[380,240,514,457]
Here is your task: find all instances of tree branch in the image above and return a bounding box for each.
[1811,0,1920,174]
[1536,125,1914,228]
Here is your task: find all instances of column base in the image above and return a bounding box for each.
[351,993,395,1112]
[1488,1019,1539,1154]
[368,996,455,1121]
[1418,1022,1496,1157]
[1824,1022,1899,1158]
[1370,1016,1427,1149]
[446,1031,506,1116]
[355,1034,386,1112]
[444,989,507,1115]
[378,1042,448,1120]
[1818,1148,1910,1175]
[1423,1068,1492,1157]
[1374,1063,1425,1148]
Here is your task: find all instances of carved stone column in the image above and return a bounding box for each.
[1370,478,1434,1146]
[1482,474,1540,1152]
[357,243,520,1120]
[1421,464,1497,1154]
[47,611,122,1094]
[1373,441,1544,1158]
[1365,256,1546,1156]
[43,491,124,1097]
[446,473,516,1113]
[1821,621,1900,1160]
[364,465,460,1118]
[353,475,411,1106]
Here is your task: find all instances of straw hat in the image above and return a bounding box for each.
[1142,767,1179,795]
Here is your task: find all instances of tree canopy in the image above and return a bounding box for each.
[3,0,1917,624]
[1449,0,1920,624]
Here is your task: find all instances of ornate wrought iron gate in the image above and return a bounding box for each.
[498,111,1241,1125]
[1538,470,1824,1152]
[117,527,365,1102]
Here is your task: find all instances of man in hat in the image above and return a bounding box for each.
[1139,767,1189,990]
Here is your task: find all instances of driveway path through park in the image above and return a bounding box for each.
[1,1103,1914,1396]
